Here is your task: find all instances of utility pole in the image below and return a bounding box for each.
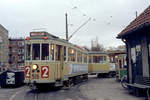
[135,11,138,18]
[65,13,69,41]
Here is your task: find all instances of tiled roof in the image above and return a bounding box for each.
[118,5,150,38]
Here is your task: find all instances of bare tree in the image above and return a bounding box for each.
[91,37,105,52]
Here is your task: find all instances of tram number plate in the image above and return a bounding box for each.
[32,74,39,79]
[25,66,30,78]
[41,66,49,78]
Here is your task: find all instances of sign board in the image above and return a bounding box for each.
[6,72,15,84]
[30,32,46,37]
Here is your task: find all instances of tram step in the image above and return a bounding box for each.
[55,81,63,87]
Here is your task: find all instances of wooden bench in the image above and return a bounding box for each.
[127,77,150,98]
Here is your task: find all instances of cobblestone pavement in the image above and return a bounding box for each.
[0,75,146,100]
[80,76,146,100]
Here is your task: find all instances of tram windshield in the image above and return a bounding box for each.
[93,56,106,63]
[26,43,50,61]
[32,44,40,60]
[42,44,49,60]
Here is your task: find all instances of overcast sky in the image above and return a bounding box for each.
[0,0,150,48]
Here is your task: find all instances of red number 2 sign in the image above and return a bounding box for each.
[25,66,30,78]
[41,66,49,78]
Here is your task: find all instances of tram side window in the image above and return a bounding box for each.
[64,46,66,61]
[51,44,54,60]
[26,44,31,60]
[103,56,106,63]
[42,44,49,60]
[77,51,82,63]
[88,56,92,63]
[32,44,40,60]
[56,45,61,61]
[84,54,87,63]
[68,48,76,62]
[93,56,98,63]
[93,56,106,63]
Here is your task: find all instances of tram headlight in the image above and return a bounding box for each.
[32,64,38,70]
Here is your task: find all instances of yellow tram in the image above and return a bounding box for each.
[24,31,88,89]
[88,52,116,78]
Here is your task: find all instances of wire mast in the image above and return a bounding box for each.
[65,13,69,41]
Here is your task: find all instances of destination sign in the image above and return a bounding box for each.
[30,32,46,36]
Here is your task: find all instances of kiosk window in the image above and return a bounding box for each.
[131,47,136,63]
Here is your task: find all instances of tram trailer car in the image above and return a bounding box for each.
[24,32,88,89]
[88,52,116,78]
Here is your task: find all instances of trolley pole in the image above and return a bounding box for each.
[65,13,69,41]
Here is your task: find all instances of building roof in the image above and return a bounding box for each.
[117,5,150,38]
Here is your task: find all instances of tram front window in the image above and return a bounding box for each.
[42,44,49,60]
[93,56,106,63]
[32,44,40,60]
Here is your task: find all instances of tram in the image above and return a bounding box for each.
[88,52,116,78]
[115,53,127,81]
[24,31,88,89]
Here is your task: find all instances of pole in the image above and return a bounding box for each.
[65,13,69,41]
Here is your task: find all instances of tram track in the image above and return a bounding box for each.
[26,82,89,100]
[8,79,89,100]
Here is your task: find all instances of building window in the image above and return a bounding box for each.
[131,47,136,63]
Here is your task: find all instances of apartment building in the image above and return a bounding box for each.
[0,24,9,72]
[9,38,25,71]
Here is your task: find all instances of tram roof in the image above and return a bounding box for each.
[88,52,107,55]
[29,31,68,43]
[117,5,150,38]
[28,31,88,52]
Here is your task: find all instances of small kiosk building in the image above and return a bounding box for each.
[117,6,150,96]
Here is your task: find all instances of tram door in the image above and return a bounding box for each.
[55,45,64,80]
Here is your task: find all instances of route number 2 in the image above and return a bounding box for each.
[25,66,30,78]
[41,66,49,78]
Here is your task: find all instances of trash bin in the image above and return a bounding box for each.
[0,70,24,88]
